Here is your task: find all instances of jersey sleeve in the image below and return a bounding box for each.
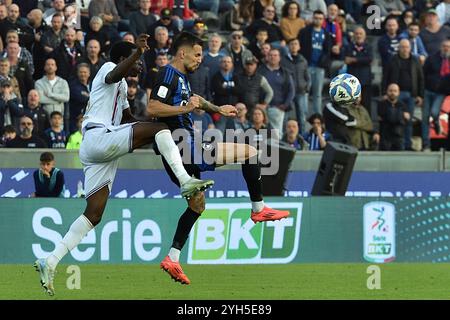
[96,62,116,84]
[149,67,174,105]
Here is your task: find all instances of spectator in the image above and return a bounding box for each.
[63,2,80,29]
[324,4,344,75]
[253,0,276,21]
[32,151,65,197]
[202,33,224,85]
[88,0,121,44]
[41,13,66,56]
[6,115,48,148]
[230,0,255,31]
[84,16,111,55]
[299,10,331,115]
[303,113,330,150]
[129,0,157,37]
[52,27,85,81]
[147,8,180,43]
[27,9,49,79]
[0,57,21,101]
[126,78,147,119]
[3,42,33,100]
[187,63,211,101]
[35,58,70,117]
[259,42,272,64]
[282,38,310,134]
[245,5,284,49]
[347,99,374,150]
[191,108,215,135]
[378,83,409,151]
[144,26,170,70]
[398,9,415,33]
[0,124,16,147]
[44,110,67,148]
[4,29,35,76]
[296,0,327,23]
[249,105,272,150]
[236,55,273,116]
[190,18,209,45]
[144,52,169,98]
[344,26,373,112]
[248,28,269,63]
[225,102,252,134]
[66,114,83,149]
[43,0,66,25]
[122,31,136,43]
[422,39,450,151]
[0,4,34,51]
[194,0,235,17]
[419,8,450,57]
[280,1,305,42]
[282,119,308,150]
[0,79,22,132]
[221,30,253,75]
[384,39,424,150]
[258,48,295,137]
[377,16,401,71]
[211,55,240,128]
[374,0,405,17]
[400,22,428,65]
[24,89,50,138]
[69,63,90,133]
[82,39,106,80]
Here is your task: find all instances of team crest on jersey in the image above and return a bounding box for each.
[157,86,169,98]
[179,77,186,90]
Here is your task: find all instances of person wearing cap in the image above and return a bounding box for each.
[0,78,23,132]
[129,0,157,38]
[190,18,208,44]
[221,30,254,75]
[236,55,273,116]
[420,8,450,56]
[148,7,180,43]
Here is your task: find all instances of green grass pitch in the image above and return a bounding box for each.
[1,264,449,300]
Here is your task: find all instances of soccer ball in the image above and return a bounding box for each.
[329,73,361,105]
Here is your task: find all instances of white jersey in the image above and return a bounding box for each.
[82,62,129,130]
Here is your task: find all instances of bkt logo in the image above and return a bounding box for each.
[187,202,302,264]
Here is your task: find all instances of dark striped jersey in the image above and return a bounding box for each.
[150,64,194,136]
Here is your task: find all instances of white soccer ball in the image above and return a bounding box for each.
[329,73,361,105]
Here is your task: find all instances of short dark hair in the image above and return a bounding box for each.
[256,28,268,34]
[109,41,137,64]
[282,1,300,18]
[50,111,63,118]
[3,125,16,134]
[287,38,300,45]
[308,113,323,125]
[313,10,325,16]
[171,31,203,55]
[408,21,420,28]
[40,152,54,162]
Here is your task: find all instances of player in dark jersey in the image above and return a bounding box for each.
[148,32,290,285]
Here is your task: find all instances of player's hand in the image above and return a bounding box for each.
[186,96,200,111]
[136,34,150,54]
[219,105,237,117]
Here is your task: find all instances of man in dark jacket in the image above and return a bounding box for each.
[282,38,310,134]
[52,27,85,82]
[69,63,90,133]
[344,27,373,113]
[378,83,410,151]
[299,10,332,115]
[422,39,450,151]
[384,39,424,150]
[0,79,23,132]
[24,89,49,139]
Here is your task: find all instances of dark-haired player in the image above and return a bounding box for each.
[34,34,214,296]
[148,32,290,285]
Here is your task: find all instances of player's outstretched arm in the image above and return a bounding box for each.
[105,34,149,84]
[147,97,198,118]
[194,94,237,117]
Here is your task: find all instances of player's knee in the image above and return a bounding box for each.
[246,145,258,160]
[188,192,205,214]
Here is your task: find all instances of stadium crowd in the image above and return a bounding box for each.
[0,0,449,152]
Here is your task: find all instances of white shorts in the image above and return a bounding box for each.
[79,123,135,199]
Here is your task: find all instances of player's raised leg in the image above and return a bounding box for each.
[216,142,289,223]
[34,185,108,296]
[131,122,214,198]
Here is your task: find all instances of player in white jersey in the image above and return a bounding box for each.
[33,34,214,296]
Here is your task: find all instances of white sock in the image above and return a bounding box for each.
[155,129,191,185]
[252,201,265,213]
[169,247,181,262]
[46,215,94,269]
